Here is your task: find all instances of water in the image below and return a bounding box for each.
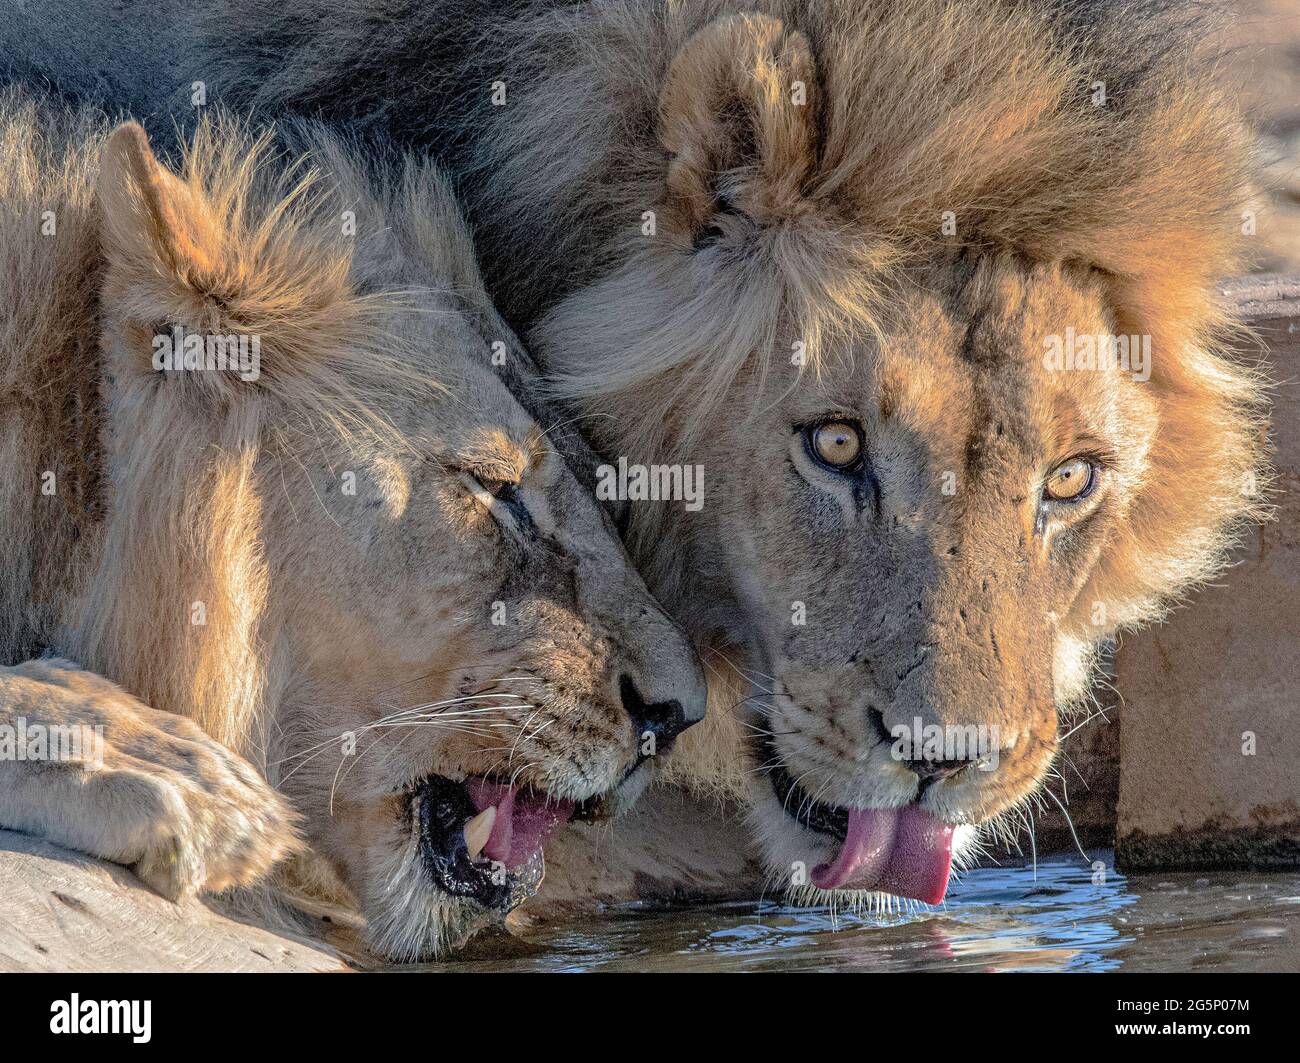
[395,852,1300,972]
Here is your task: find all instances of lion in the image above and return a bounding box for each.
[0,89,706,961]
[0,0,1272,913]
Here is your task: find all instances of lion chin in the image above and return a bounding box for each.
[361,766,656,961]
[360,780,566,961]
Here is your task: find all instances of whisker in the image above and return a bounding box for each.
[1042,784,1092,864]
[1057,705,1112,742]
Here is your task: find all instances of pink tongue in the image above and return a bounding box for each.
[810,805,954,905]
[464,779,574,869]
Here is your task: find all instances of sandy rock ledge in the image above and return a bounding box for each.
[0,829,347,972]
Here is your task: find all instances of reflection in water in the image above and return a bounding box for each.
[367,852,1300,972]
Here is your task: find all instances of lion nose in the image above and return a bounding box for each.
[618,674,693,750]
[908,755,971,789]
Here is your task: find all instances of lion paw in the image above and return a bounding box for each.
[0,659,301,900]
[100,752,302,901]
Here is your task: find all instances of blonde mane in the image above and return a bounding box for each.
[0,91,449,764]
[528,1,1257,407]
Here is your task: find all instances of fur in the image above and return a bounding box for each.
[0,87,706,958]
[0,0,1274,909]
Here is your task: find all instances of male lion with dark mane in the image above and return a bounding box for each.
[0,0,1271,911]
[0,89,704,959]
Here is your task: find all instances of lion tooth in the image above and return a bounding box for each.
[463,806,496,861]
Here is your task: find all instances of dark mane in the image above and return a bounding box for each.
[191,1,1245,330]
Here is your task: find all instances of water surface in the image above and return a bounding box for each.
[403,851,1300,972]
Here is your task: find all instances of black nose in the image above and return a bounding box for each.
[619,674,692,750]
[908,756,970,787]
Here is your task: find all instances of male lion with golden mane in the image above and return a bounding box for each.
[0,0,1272,911]
[0,90,705,959]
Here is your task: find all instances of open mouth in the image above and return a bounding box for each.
[769,760,955,905]
[411,774,576,911]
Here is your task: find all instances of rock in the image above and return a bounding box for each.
[1115,275,1300,870]
[0,829,347,972]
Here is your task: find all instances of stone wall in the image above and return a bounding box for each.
[1114,276,1300,869]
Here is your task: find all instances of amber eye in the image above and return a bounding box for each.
[808,421,863,470]
[1043,458,1096,502]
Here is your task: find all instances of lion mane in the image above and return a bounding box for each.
[0,90,439,766]
[188,0,1271,651]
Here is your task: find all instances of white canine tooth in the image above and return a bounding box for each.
[463,806,496,861]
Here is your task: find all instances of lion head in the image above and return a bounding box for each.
[489,2,1270,905]
[0,95,705,958]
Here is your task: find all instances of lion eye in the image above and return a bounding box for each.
[462,471,519,503]
[1043,458,1096,502]
[477,477,518,501]
[808,421,863,470]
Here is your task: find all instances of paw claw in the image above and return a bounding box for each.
[134,836,196,902]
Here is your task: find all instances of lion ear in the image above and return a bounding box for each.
[97,121,221,283]
[658,13,821,241]
[97,123,265,399]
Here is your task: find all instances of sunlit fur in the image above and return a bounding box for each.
[0,90,704,959]
[0,0,1273,908]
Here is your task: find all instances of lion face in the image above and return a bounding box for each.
[531,9,1265,907]
[90,120,705,959]
[696,255,1157,900]
[266,350,707,958]
[553,250,1160,904]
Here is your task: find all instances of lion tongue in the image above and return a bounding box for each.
[810,805,954,905]
[464,779,574,869]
